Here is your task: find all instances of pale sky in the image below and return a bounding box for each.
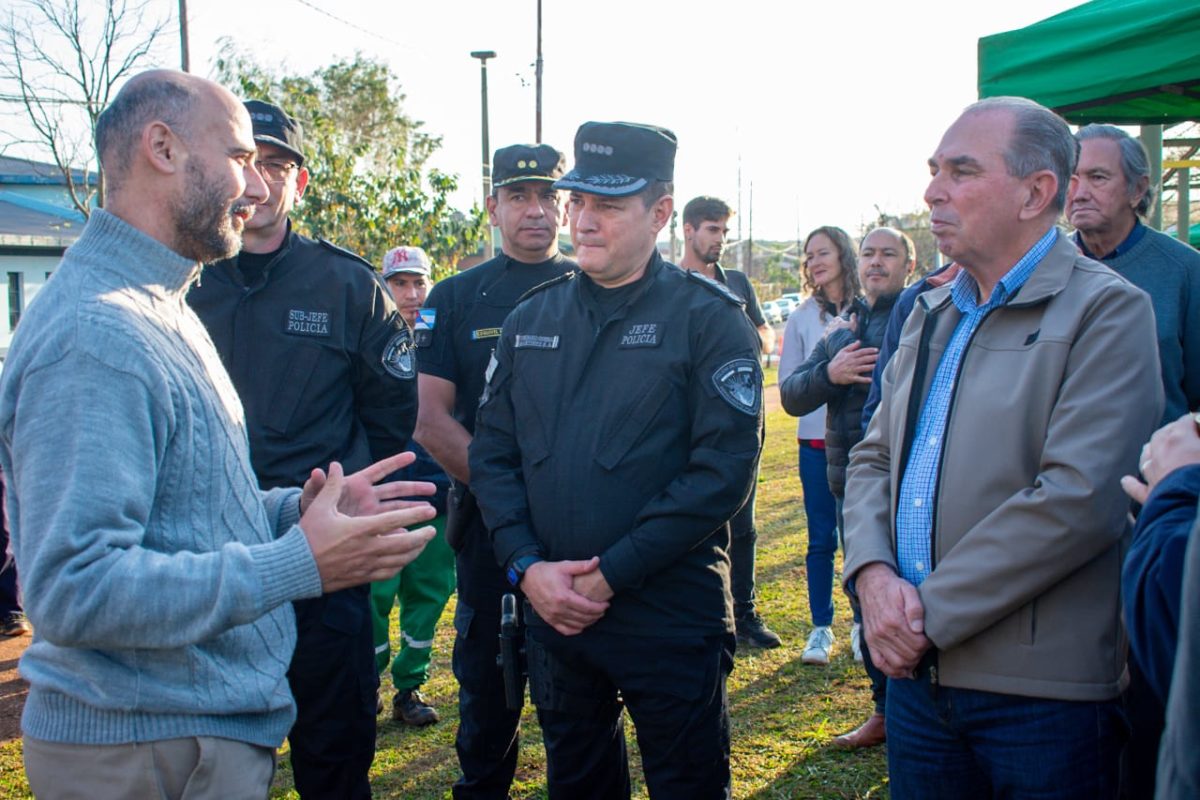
[24,0,1090,240]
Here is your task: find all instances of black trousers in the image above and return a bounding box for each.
[451,519,523,799]
[527,626,735,800]
[287,585,378,800]
[728,483,757,619]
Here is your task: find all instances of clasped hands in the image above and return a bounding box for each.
[856,563,932,679]
[521,557,612,636]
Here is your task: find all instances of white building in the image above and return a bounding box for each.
[0,156,95,357]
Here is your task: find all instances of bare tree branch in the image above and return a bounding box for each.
[0,0,168,216]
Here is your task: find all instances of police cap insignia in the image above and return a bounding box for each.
[712,358,761,416]
[382,327,416,380]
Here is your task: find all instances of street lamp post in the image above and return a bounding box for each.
[471,50,497,259]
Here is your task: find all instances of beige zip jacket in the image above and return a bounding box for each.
[844,231,1163,702]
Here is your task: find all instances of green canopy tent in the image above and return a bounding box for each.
[978,0,1200,125]
[979,0,1200,241]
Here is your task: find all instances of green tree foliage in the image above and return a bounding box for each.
[214,43,485,278]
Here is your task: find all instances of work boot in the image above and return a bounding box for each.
[736,613,782,649]
[393,689,439,726]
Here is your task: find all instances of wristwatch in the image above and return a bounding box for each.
[506,554,544,588]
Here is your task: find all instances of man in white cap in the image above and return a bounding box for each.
[370,246,456,727]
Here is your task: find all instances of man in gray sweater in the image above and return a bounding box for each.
[0,70,435,799]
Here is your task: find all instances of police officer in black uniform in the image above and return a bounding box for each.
[188,100,418,799]
[413,144,575,799]
[469,122,763,799]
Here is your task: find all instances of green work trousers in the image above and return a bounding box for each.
[369,515,456,692]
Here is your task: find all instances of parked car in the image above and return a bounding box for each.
[765,299,791,322]
[760,300,783,325]
[781,292,803,307]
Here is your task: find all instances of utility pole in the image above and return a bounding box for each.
[535,0,543,142]
[669,210,678,263]
[470,50,497,259]
[796,203,802,279]
[178,0,190,72]
[736,156,743,242]
[744,181,754,276]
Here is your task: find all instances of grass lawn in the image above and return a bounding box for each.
[0,366,890,799]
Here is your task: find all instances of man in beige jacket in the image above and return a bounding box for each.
[842,96,1161,799]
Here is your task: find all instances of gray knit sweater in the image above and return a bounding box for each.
[0,209,323,747]
[1100,226,1200,423]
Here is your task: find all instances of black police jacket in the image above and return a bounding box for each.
[188,226,417,489]
[469,253,764,636]
[416,252,576,437]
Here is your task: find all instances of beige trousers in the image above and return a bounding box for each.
[23,735,275,800]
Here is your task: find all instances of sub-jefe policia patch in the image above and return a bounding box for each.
[285,308,331,337]
[382,328,416,379]
[712,358,761,416]
[619,322,663,348]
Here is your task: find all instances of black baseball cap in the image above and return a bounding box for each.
[243,100,305,166]
[492,143,566,188]
[554,121,677,197]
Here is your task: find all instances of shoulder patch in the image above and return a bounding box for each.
[686,270,745,307]
[712,358,762,416]
[381,326,416,380]
[518,270,578,303]
[318,238,376,272]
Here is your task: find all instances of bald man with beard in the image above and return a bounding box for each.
[0,70,435,800]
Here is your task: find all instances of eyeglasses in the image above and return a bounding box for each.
[255,160,299,183]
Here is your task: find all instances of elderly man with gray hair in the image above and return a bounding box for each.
[1068,124,1200,424]
[843,97,1161,799]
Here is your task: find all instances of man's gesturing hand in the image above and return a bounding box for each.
[300,451,436,517]
[857,562,931,679]
[522,557,609,636]
[300,461,437,593]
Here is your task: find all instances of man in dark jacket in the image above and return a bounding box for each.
[188,100,418,799]
[469,121,762,799]
[779,227,911,717]
[413,142,575,799]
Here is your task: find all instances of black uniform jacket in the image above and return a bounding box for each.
[469,254,764,636]
[188,226,417,489]
[415,252,576,437]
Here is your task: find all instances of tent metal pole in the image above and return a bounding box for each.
[1141,125,1163,230]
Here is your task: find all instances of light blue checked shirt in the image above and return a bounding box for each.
[895,227,1058,586]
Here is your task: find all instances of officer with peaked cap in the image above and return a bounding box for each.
[469,122,764,798]
[188,99,418,799]
[413,143,575,798]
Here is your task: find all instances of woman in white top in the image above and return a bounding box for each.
[777,226,860,666]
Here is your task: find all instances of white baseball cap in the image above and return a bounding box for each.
[382,246,432,278]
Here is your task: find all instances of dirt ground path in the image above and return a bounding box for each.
[0,633,28,743]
